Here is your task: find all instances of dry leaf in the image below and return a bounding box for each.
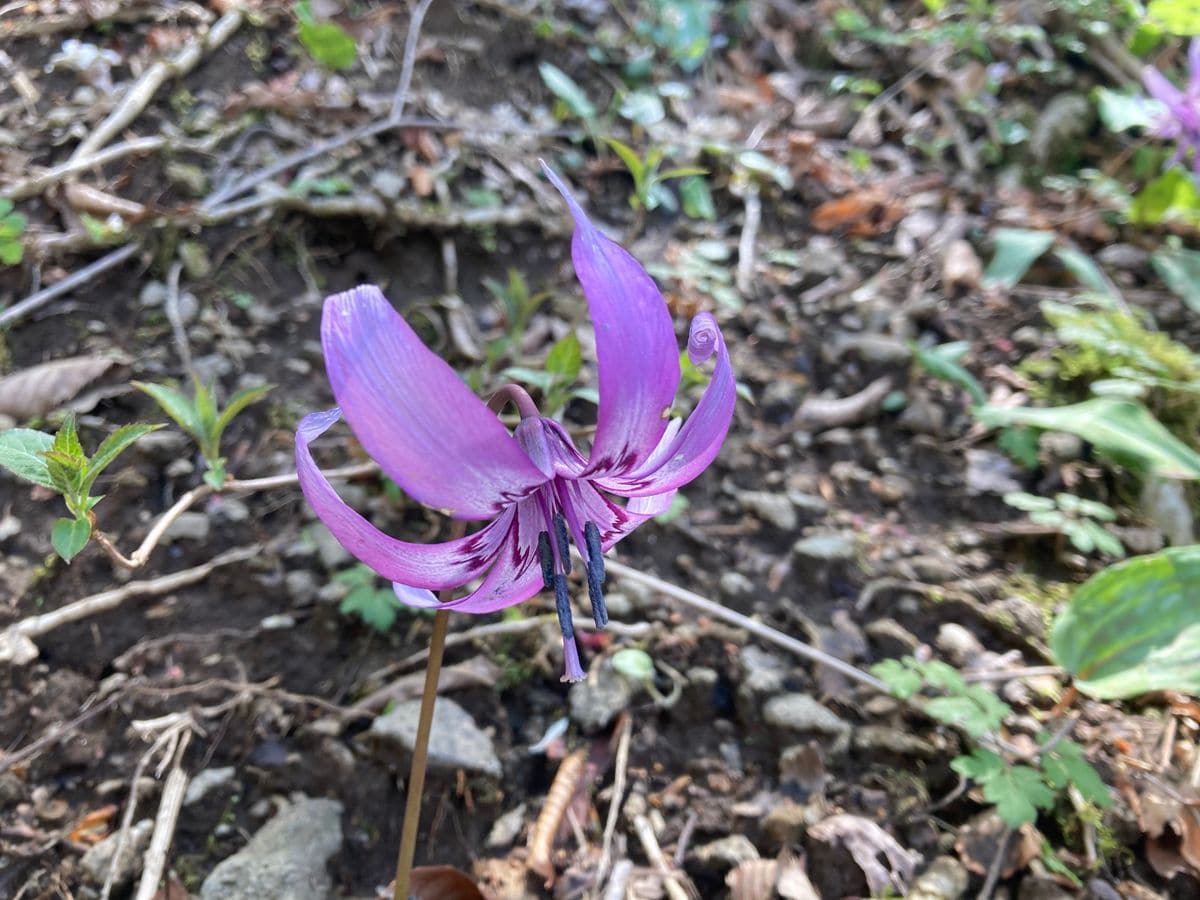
[810,189,904,237]
[942,239,982,293]
[808,814,919,896]
[408,866,491,900]
[0,356,119,419]
[1138,786,1200,879]
[67,804,117,844]
[955,812,1039,879]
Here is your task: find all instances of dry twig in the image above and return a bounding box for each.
[0,243,141,328]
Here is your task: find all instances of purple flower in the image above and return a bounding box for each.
[1143,38,1200,173]
[295,164,734,681]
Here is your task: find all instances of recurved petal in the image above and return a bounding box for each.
[593,312,734,498]
[1144,66,1184,109]
[541,163,680,476]
[322,286,548,519]
[399,495,547,614]
[296,408,513,588]
[1190,38,1200,95]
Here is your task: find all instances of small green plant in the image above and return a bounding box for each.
[134,376,273,489]
[0,198,26,266]
[538,62,598,128]
[0,414,161,561]
[295,0,357,70]
[604,138,707,213]
[500,332,596,417]
[335,563,404,632]
[873,656,1113,829]
[1004,491,1125,558]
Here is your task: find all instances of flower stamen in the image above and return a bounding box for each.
[583,521,607,628]
[553,513,572,575]
[537,531,554,590]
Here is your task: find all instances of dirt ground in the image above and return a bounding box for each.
[2,1,1199,899]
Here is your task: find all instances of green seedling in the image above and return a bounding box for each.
[604,138,706,213]
[0,414,162,562]
[1003,491,1125,558]
[0,198,26,267]
[295,0,357,70]
[134,376,273,489]
[500,332,598,418]
[335,563,404,633]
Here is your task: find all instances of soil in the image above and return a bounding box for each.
[1,2,1198,900]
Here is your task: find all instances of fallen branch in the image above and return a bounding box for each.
[69,8,244,163]
[0,545,259,665]
[0,242,141,328]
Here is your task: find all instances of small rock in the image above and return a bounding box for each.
[936,623,984,666]
[870,474,912,504]
[763,694,850,736]
[720,571,755,600]
[569,665,635,733]
[0,772,28,807]
[1011,326,1042,350]
[81,819,153,886]
[690,834,760,870]
[178,240,211,280]
[371,170,407,200]
[898,393,946,436]
[285,570,319,606]
[833,334,912,364]
[185,767,237,806]
[864,619,922,656]
[942,239,982,292]
[165,458,194,478]
[1097,243,1150,270]
[485,804,527,849]
[738,490,798,531]
[1039,430,1083,461]
[763,799,815,844]
[741,645,789,694]
[1142,477,1195,546]
[793,532,856,562]
[1030,92,1094,168]
[852,726,937,759]
[1019,875,1076,900]
[964,449,1022,496]
[199,797,343,900]
[908,856,969,900]
[260,614,296,630]
[309,524,352,570]
[210,497,250,523]
[787,491,830,516]
[139,281,168,307]
[163,511,210,543]
[369,697,502,777]
[0,514,20,542]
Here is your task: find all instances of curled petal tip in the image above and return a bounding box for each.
[539,160,590,227]
[687,312,721,365]
[392,582,440,609]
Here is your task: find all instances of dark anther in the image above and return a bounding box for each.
[537,531,554,589]
[553,513,572,575]
[586,563,607,628]
[584,521,604,582]
[553,574,574,639]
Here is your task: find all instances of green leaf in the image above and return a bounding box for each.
[134,382,202,439]
[0,239,23,266]
[84,423,162,493]
[0,428,55,489]
[339,584,399,633]
[951,747,1006,781]
[538,62,596,121]
[1054,248,1113,297]
[604,137,647,184]
[997,427,1041,468]
[921,659,967,693]
[1147,0,1200,34]
[986,765,1056,828]
[611,648,655,682]
[545,333,582,381]
[925,686,1009,738]
[1004,491,1056,513]
[1050,545,1200,698]
[679,175,716,220]
[1151,245,1200,313]
[1095,87,1162,133]
[1129,167,1200,226]
[298,19,357,70]
[191,377,218,444]
[52,516,91,563]
[983,228,1056,289]
[1041,740,1112,808]
[975,398,1200,480]
[214,384,273,443]
[871,658,923,699]
[913,341,986,406]
[53,413,85,464]
[618,90,666,126]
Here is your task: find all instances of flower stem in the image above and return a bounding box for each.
[391,606,451,900]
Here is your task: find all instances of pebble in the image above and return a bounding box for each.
[485,803,527,849]
[898,393,946,435]
[370,170,407,200]
[908,856,969,900]
[139,281,168,307]
[863,619,922,656]
[738,490,798,531]
[936,623,984,666]
[285,570,319,606]
[81,819,153,886]
[787,491,830,516]
[0,514,20,542]
[690,834,760,870]
[763,694,850,736]
[309,524,352,570]
[719,571,755,600]
[210,497,250,523]
[832,334,912,364]
[0,772,28,806]
[740,645,789,695]
[793,532,856,562]
[163,511,210,543]
[852,725,938,759]
[1018,876,1076,900]
[763,799,816,843]
[259,614,296,631]
[569,664,635,733]
[964,449,1022,496]
[369,697,502,777]
[184,767,237,807]
[199,797,343,900]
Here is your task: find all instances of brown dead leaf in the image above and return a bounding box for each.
[811,189,904,237]
[226,71,324,115]
[472,857,528,900]
[408,866,492,900]
[942,239,982,293]
[727,859,778,900]
[0,355,119,419]
[955,813,1039,879]
[1138,786,1200,879]
[808,814,919,896]
[62,183,147,221]
[67,804,117,844]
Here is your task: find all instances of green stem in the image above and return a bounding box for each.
[391,604,452,900]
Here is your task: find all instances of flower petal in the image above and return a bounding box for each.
[1190,38,1200,95]
[296,408,513,587]
[1144,66,1184,109]
[541,163,680,475]
[322,286,549,519]
[592,313,734,497]
[405,495,547,614]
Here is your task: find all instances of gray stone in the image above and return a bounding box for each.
[309,524,352,570]
[185,766,237,806]
[793,531,856,562]
[569,666,635,733]
[0,514,20,542]
[833,334,912,364]
[787,491,830,515]
[898,394,946,436]
[211,497,250,523]
[285,570,319,606]
[0,772,28,807]
[741,645,788,694]
[370,170,407,200]
[719,571,754,600]
[852,725,937,759]
[689,834,760,870]
[139,281,168,307]
[369,697,502,777]
[964,449,1022,496]
[763,694,850,736]
[908,856,969,900]
[163,511,210,543]
[199,797,342,900]
[81,819,153,886]
[738,490,797,530]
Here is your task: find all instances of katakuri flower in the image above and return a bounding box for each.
[295,164,734,681]
[1143,38,1200,173]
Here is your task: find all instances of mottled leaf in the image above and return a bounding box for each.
[0,356,118,419]
[0,428,55,488]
